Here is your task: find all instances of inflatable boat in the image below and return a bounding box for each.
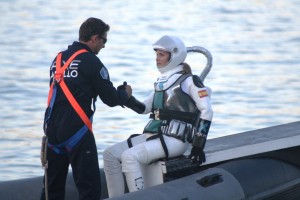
[1,48,300,199]
[1,121,300,200]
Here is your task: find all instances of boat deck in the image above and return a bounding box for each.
[202,121,300,165]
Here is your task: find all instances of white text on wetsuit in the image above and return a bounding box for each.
[50,60,81,79]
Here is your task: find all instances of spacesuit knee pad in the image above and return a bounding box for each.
[103,148,113,160]
[121,147,148,172]
[103,148,123,174]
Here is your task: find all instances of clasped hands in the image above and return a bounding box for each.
[117,81,132,97]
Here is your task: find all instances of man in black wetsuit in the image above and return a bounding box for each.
[40,17,132,200]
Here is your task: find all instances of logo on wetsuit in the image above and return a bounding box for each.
[51,59,81,79]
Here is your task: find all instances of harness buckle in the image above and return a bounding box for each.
[41,135,48,168]
[154,109,160,120]
[54,73,63,83]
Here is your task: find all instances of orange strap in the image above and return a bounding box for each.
[47,49,93,133]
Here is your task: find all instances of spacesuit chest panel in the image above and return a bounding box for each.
[153,73,197,113]
[144,73,199,135]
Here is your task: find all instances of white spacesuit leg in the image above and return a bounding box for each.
[121,135,188,192]
[103,134,147,197]
[103,141,127,197]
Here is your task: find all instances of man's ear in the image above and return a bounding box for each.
[91,35,98,43]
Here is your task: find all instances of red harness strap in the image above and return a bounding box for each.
[46,49,93,133]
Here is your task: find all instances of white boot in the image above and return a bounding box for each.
[124,171,144,192]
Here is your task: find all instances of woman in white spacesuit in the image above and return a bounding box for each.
[103,35,213,197]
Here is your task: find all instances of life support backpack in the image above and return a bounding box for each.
[44,49,94,154]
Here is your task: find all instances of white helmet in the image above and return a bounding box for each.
[153,35,187,73]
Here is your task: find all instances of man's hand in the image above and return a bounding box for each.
[117,84,125,91]
[117,81,127,91]
[188,146,206,164]
[117,81,132,97]
[125,85,132,97]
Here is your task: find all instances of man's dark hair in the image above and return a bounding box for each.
[79,17,110,42]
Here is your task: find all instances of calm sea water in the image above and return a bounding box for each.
[0,0,299,182]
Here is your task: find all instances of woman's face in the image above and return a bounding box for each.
[155,49,170,68]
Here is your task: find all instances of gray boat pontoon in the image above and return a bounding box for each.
[1,121,300,200]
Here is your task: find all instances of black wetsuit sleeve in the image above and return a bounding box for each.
[86,55,129,107]
[97,77,128,107]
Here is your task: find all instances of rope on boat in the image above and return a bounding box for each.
[186,46,213,82]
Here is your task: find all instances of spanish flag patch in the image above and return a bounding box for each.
[198,90,208,98]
